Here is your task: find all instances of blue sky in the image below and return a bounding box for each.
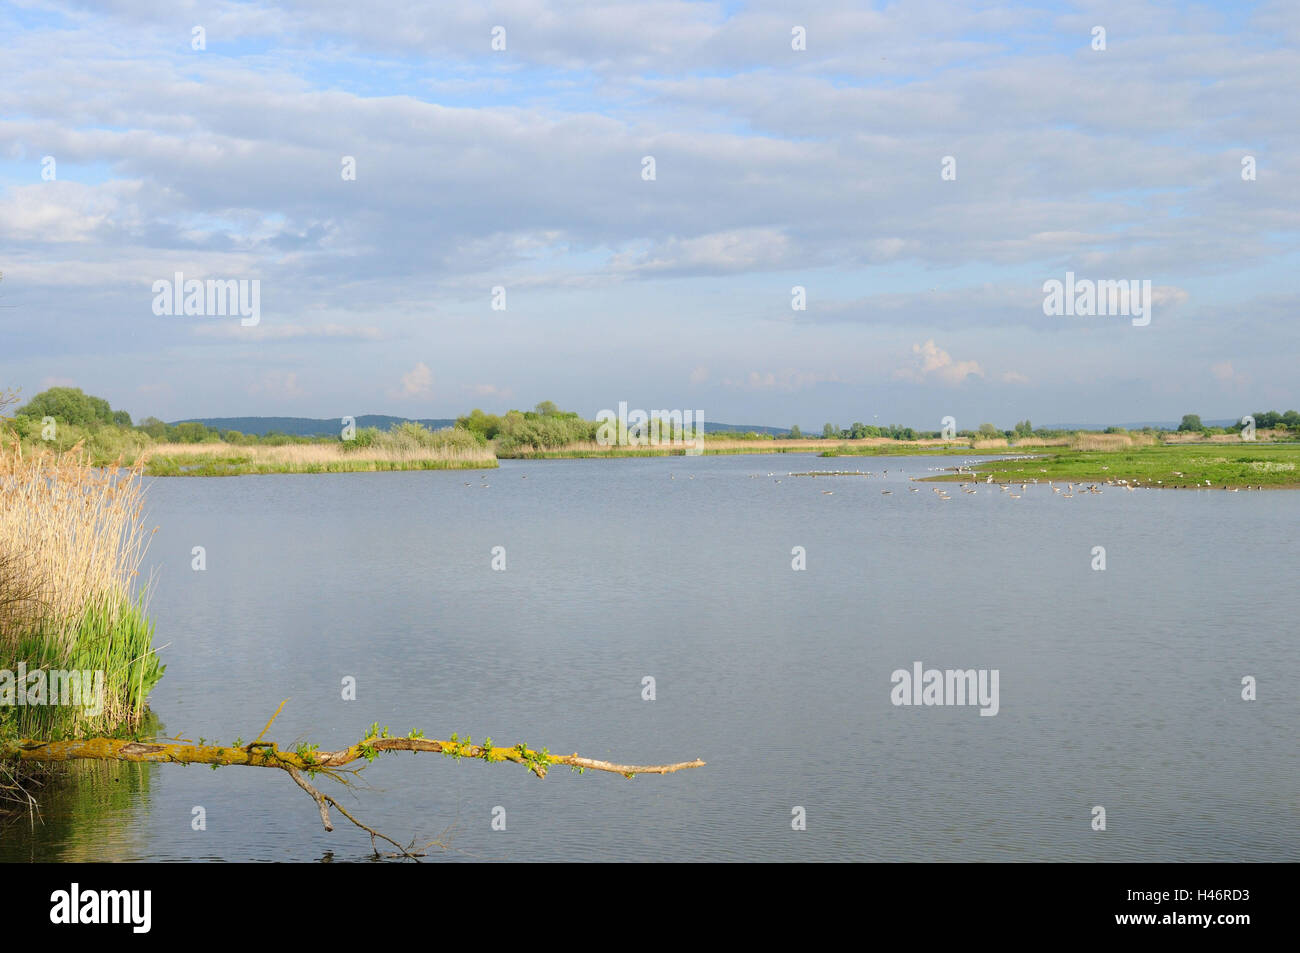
[1,0,1297,428]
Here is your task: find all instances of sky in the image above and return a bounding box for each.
[0,0,1296,429]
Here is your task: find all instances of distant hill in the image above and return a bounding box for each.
[171,415,792,437]
[699,422,790,435]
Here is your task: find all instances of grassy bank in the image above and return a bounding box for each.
[921,443,1300,488]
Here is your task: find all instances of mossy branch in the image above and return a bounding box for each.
[2,720,705,860]
[2,735,706,778]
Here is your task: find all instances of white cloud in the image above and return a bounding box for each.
[392,362,433,399]
[895,340,984,386]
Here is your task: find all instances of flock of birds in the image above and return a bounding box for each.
[729,461,1269,496]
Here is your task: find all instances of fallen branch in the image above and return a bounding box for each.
[3,735,707,777]
[2,710,705,860]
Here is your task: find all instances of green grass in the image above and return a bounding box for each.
[1,596,164,742]
[920,443,1300,488]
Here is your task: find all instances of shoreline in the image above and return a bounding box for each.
[99,438,1300,487]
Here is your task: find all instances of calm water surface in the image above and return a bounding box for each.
[3,454,1297,861]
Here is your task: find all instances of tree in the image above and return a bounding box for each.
[1178,414,1204,432]
[456,408,503,440]
[788,425,802,439]
[977,422,1000,438]
[822,423,839,439]
[16,386,115,428]
[533,400,559,417]
[1013,419,1033,436]
[173,421,210,443]
[137,416,167,439]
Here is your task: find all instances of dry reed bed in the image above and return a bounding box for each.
[0,441,150,649]
[144,440,497,470]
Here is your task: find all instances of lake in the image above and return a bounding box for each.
[3,453,1296,861]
